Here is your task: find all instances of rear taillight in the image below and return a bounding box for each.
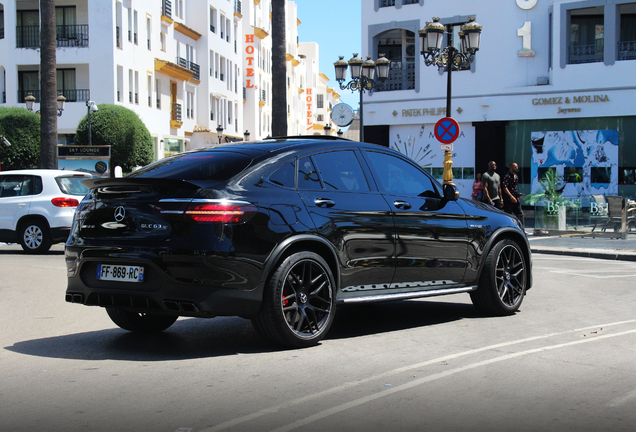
[156,200,257,224]
[52,197,80,207]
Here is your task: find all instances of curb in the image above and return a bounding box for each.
[531,247,636,262]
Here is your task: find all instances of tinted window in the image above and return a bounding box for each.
[365,151,438,197]
[128,151,253,181]
[312,150,370,192]
[56,176,90,196]
[298,156,321,190]
[268,160,296,188]
[0,175,25,197]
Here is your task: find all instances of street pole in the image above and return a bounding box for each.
[359,87,364,143]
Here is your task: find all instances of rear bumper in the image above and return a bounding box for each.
[65,246,266,318]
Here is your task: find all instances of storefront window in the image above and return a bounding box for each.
[164,138,182,158]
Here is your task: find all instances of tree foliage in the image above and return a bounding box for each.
[74,104,154,172]
[0,107,41,171]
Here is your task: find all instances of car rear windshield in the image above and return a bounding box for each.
[127,151,253,181]
[56,176,90,196]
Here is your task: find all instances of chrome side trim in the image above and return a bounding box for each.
[342,286,477,304]
[158,198,252,205]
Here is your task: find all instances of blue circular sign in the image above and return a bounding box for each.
[434,117,460,144]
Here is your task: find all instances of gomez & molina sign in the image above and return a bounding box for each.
[531,94,610,115]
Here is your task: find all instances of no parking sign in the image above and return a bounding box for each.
[434,117,460,147]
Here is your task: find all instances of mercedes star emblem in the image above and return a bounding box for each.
[114,206,126,222]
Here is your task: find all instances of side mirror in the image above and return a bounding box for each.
[443,183,459,201]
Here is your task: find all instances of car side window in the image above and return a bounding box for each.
[365,151,438,197]
[298,156,321,190]
[0,175,25,198]
[312,150,370,192]
[268,160,296,188]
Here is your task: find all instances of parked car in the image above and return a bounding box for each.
[0,169,92,253]
[65,137,532,347]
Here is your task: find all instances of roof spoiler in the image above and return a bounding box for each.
[81,177,202,190]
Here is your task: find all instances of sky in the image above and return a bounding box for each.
[294,0,362,109]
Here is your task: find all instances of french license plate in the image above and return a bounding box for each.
[97,264,144,283]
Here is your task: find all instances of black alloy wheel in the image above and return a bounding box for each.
[253,252,335,348]
[471,239,526,316]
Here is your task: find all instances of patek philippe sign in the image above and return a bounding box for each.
[400,107,446,117]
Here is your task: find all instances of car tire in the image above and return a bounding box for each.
[106,308,178,333]
[470,239,527,316]
[19,220,52,254]
[252,252,336,348]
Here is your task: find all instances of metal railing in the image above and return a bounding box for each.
[176,57,200,80]
[1,27,5,39]
[17,25,89,48]
[116,26,120,48]
[618,40,636,61]
[162,0,172,18]
[172,103,182,122]
[18,89,90,103]
[260,90,266,102]
[2,91,5,103]
[568,43,604,64]
[235,0,242,14]
[374,62,415,92]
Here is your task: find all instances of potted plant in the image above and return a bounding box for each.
[525,168,577,232]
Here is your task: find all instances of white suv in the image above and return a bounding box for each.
[0,169,92,253]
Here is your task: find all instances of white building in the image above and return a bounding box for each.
[0,0,340,166]
[362,0,636,198]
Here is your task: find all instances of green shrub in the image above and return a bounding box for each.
[0,107,41,171]
[74,104,153,172]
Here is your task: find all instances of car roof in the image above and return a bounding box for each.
[192,137,387,156]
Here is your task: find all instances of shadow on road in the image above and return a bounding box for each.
[5,299,480,361]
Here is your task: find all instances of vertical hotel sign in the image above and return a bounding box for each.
[245,34,255,88]
[306,88,314,131]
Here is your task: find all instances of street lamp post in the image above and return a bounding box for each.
[244,130,250,141]
[334,54,390,143]
[419,17,482,185]
[216,126,223,144]
[323,124,331,136]
[86,101,98,146]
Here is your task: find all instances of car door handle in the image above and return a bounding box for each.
[393,200,412,210]
[18,203,27,208]
[314,198,335,208]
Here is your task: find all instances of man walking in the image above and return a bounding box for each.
[482,161,502,208]
[502,162,524,225]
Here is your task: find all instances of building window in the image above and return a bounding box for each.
[210,7,217,33]
[619,11,636,61]
[146,16,151,50]
[317,94,324,109]
[317,114,324,121]
[156,78,161,109]
[56,69,78,102]
[568,10,604,64]
[160,31,166,51]
[374,28,416,92]
[18,71,39,103]
[380,0,395,7]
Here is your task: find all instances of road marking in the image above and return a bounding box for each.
[607,388,636,408]
[200,320,636,432]
[271,328,636,432]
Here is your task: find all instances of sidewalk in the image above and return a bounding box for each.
[527,232,636,261]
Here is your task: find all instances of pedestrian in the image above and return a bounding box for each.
[502,162,524,225]
[472,173,483,201]
[482,161,502,208]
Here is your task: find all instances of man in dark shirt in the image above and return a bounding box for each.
[482,161,502,208]
[502,162,524,226]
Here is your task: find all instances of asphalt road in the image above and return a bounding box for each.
[2,243,636,432]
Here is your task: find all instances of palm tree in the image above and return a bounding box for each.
[271,0,287,137]
[39,0,58,169]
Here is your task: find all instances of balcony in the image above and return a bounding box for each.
[176,57,200,80]
[162,0,172,22]
[618,40,636,61]
[171,102,182,129]
[16,25,89,48]
[235,0,242,15]
[17,89,90,103]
